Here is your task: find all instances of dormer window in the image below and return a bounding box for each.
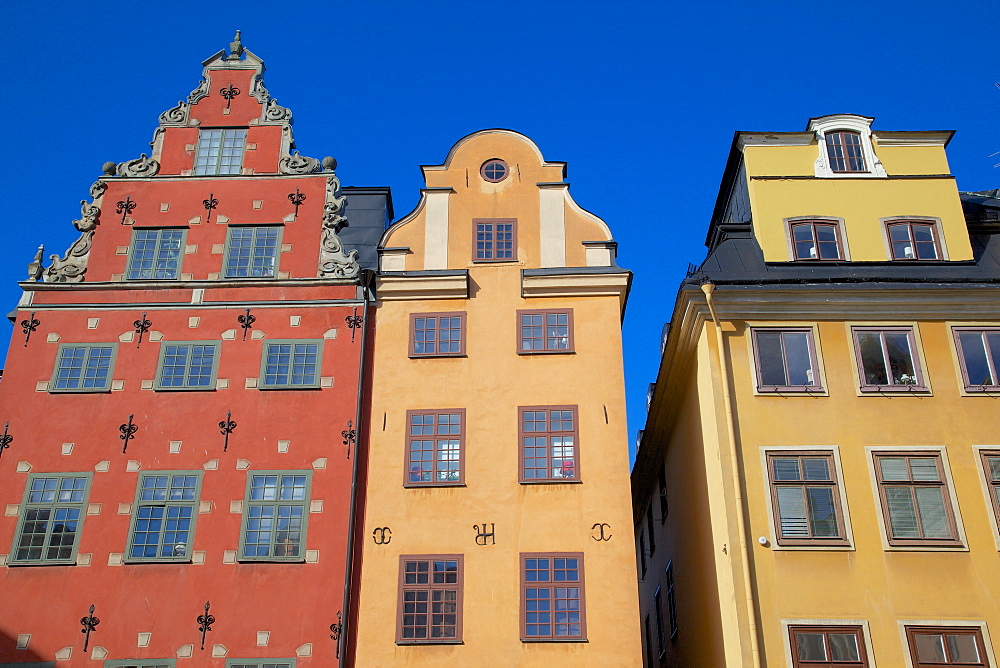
[824,131,866,173]
[808,115,886,178]
[790,221,843,260]
[886,221,940,260]
[194,128,246,175]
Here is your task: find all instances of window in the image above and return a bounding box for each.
[227,662,295,668]
[224,226,281,278]
[105,661,176,668]
[11,473,91,564]
[766,452,848,546]
[825,131,866,173]
[239,471,310,561]
[397,555,463,643]
[953,328,1000,391]
[638,531,647,576]
[405,410,465,486]
[481,159,509,183]
[665,561,678,638]
[473,218,516,261]
[886,221,940,260]
[658,467,668,524]
[126,472,201,562]
[873,452,959,546]
[521,553,585,641]
[790,221,843,260]
[520,406,579,482]
[194,128,246,175]
[155,342,219,390]
[905,626,988,667]
[517,309,574,354]
[50,344,117,392]
[127,229,185,280]
[646,502,656,556]
[788,625,868,667]
[410,312,465,357]
[752,328,822,392]
[982,450,1000,526]
[852,327,926,391]
[643,614,653,668]
[260,340,322,389]
[654,586,665,658]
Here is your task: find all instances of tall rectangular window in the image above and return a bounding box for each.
[658,467,669,524]
[474,218,516,261]
[127,472,200,561]
[517,309,574,353]
[953,327,1000,391]
[646,502,656,556]
[788,625,868,667]
[405,410,465,486]
[905,626,987,667]
[766,451,848,546]
[11,473,91,564]
[260,340,322,389]
[155,342,219,390]
[653,586,665,658]
[666,560,678,638]
[127,229,185,280]
[520,406,579,482]
[410,312,465,357]
[239,471,310,561]
[638,531,647,576]
[852,326,926,391]
[224,226,281,278]
[982,450,1000,526]
[874,452,960,546]
[194,128,246,175]
[643,614,653,668]
[887,221,940,260]
[50,344,117,392]
[751,328,822,392]
[825,131,866,172]
[790,221,843,260]
[397,555,463,643]
[521,553,586,641]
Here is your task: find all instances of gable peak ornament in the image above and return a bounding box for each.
[227,30,244,61]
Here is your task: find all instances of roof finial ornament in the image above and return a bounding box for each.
[228,30,244,60]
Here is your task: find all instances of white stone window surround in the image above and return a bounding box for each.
[880,215,950,261]
[808,115,887,179]
[783,216,852,262]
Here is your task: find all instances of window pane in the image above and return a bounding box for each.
[910,458,940,482]
[796,633,827,660]
[958,331,996,386]
[756,332,786,386]
[776,487,807,537]
[915,487,950,538]
[783,332,813,386]
[914,633,947,662]
[857,332,889,385]
[807,487,838,537]
[883,333,916,384]
[885,486,919,537]
[772,457,800,481]
[829,633,860,661]
[947,633,981,662]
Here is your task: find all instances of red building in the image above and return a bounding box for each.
[0,34,389,667]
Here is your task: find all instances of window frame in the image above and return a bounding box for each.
[665,560,678,639]
[824,130,868,173]
[870,450,963,549]
[750,326,825,394]
[258,339,323,390]
[125,471,203,564]
[976,447,1000,547]
[787,220,846,261]
[952,327,1000,392]
[904,625,990,667]
[658,467,668,524]
[472,217,517,262]
[49,343,118,393]
[646,502,656,556]
[409,312,466,358]
[851,325,928,393]
[395,554,464,644]
[787,624,869,667]
[105,661,177,668]
[403,409,466,487]
[10,472,92,566]
[653,585,666,658]
[194,128,247,176]
[238,470,312,563]
[518,405,581,484]
[126,228,187,281]
[764,450,851,548]
[225,661,296,668]
[223,225,283,279]
[883,219,944,261]
[481,158,509,183]
[154,341,220,391]
[516,308,575,354]
[520,552,587,642]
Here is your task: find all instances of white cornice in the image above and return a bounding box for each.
[872,131,954,147]
[376,273,469,301]
[737,132,814,149]
[521,271,630,308]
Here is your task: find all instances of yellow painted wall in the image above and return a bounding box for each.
[873,143,953,176]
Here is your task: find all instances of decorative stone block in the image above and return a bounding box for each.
[305,550,319,563]
[198,501,211,514]
[160,202,171,211]
[290,315,301,327]
[46,332,60,343]
[169,440,182,454]
[5,504,18,516]
[207,272,220,280]
[245,377,259,388]
[310,500,323,513]
[230,500,243,513]
[320,377,334,388]
[87,503,101,515]
[119,331,135,342]
[188,216,202,225]
[95,461,110,472]
[296,643,313,657]
[236,459,250,470]
[176,644,194,658]
[61,443,74,455]
[283,213,296,223]
[141,380,154,390]
[323,328,338,339]
[15,634,29,650]
[192,288,205,303]
[252,200,263,209]
[138,632,151,648]
[211,244,225,254]
[111,380,125,391]
[212,644,228,658]
[222,551,236,564]
[222,329,237,340]
[16,461,31,473]
[118,503,132,515]
[75,553,92,566]
[281,244,293,253]
[216,379,229,389]
[92,647,108,660]
[192,551,206,565]
[251,330,265,340]
[35,381,48,392]
[108,553,124,566]
[312,458,327,470]
[277,271,290,279]
[55,647,72,660]
[115,246,129,255]
[0,555,7,566]
[126,460,141,472]
[149,331,164,342]
[181,273,194,280]
[216,215,229,224]
[277,440,290,454]
[204,459,219,471]
[111,274,125,281]
[189,316,200,327]
[184,244,198,254]
[256,631,270,646]
[87,318,99,329]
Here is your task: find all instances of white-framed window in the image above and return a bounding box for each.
[808,115,887,179]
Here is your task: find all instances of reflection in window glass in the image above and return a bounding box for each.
[955,329,1000,389]
[753,329,818,390]
[888,222,938,260]
[855,329,921,388]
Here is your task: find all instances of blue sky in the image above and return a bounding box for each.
[1,1,996,461]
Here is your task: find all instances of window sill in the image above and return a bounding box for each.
[404,482,467,489]
[755,386,826,395]
[408,353,467,359]
[236,558,308,564]
[47,388,112,394]
[521,638,588,643]
[396,640,464,645]
[858,386,930,394]
[123,558,193,565]
[517,349,576,356]
[883,542,967,551]
[472,258,519,264]
[257,386,321,391]
[770,543,855,551]
[7,560,78,567]
[154,386,217,392]
[519,479,583,485]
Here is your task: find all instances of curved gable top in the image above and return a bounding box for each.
[421,129,567,179]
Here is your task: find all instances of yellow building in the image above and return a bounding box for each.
[353,130,642,666]
[633,115,1000,667]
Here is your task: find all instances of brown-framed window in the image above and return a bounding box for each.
[519,406,579,483]
[886,221,941,260]
[852,327,926,391]
[473,218,516,261]
[521,552,586,641]
[481,159,509,183]
[665,560,678,639]
[410,312,465,357]
[905,626,988,667]
[405,410,465,486]
[791,221,843,260]
[788,625,868,666]
[646,502,656,556]
[873,452,960,546]
[953,327,1000,391]
[981,450,1000,526]
[638,531,647,577]
[825,131,866,173]
[766,452,848,546]
[397,555,463,643]
[752,327,823,392]
[658,467,668,524]
[654,585,666,658]
[517,309,574,354]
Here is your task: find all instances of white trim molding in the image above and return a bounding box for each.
[808,115,887,179]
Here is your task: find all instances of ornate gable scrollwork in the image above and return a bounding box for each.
[278,150,320,175]
[249,73,270,104]
[318,173,360,278]
[116,153,160,178]
[187,76,210,105]
[264,98,292,123]
[43,193,103,283]
[159,101,189,127]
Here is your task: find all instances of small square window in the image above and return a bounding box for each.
[194,128,247,175]
[126,472,201,562]
[788,625,868,666]
[519,406,579,483]
[259,340,322,389]
[50,344,117,392]
[155,342,219,390]
[224,226,281,278]
[952,327,1000,391]
[397,555,463,643]
[766,451,849,546]
[521,552,586,641]
[10,473,91,564]
[873,452,960,547]
[905,626,988,667]
[517,309,574,354]
[751,328,822,392]
[790,221,843,260]
[127,229,185,280]
[410,312,466,357]
[239,471,311,561]
[852,326,926,391]
[473,218,516,262]
[825,131,866,173]
[405,410,465,486]
[886,221,940,260]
